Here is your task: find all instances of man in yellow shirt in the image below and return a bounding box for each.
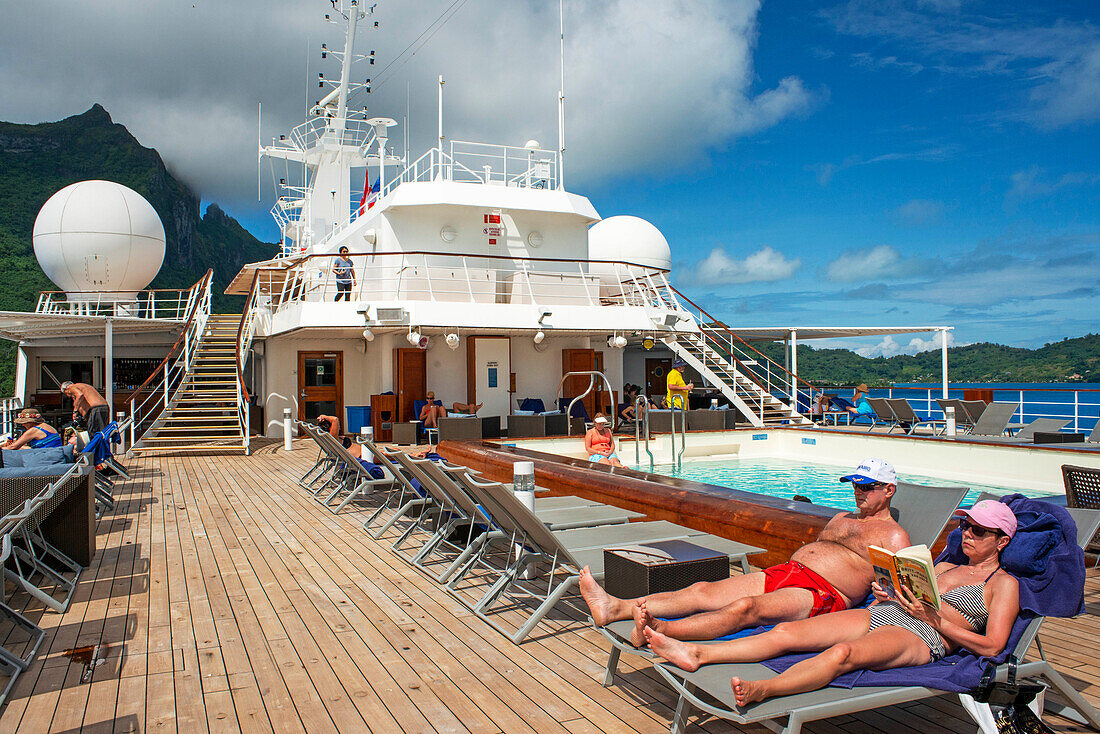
[665,358,694,409]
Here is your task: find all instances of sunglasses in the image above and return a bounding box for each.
[959,519,1001,538]
[853,482,887,492]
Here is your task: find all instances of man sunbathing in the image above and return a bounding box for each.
[316,414,364,458]
[580,458,910,646]
[418,391,483,428]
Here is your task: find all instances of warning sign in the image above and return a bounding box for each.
[482,226,503,236]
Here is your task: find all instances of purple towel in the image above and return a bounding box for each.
[762,495,1084,693]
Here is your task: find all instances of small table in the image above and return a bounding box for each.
[392,421,420,446]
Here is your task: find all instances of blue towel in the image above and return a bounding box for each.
[762,496,1084,693]
[356,459,386,479]
[519,398,545,413]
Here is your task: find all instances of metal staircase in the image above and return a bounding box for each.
[129,310,250,454]
[663,335,810,428]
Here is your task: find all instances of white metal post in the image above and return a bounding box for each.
[163,363,169,409]
[940,328,948,399]
[130,398,136,448]
[283,407,293,451]
[105,317,114,415]
[791,329,798,407]
[437,75,444,158]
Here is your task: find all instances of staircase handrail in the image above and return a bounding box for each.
[235,274,260,454]
[121,270,213,437]
[668,285,817,401]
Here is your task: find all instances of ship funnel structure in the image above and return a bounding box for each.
[32,180,166,303]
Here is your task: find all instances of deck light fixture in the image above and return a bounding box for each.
[361,328,374,342]
[533,330,545,344]
[407,329,421,345]
[445,332,460,350]
[642,336,655,350]
[538,311,552,326]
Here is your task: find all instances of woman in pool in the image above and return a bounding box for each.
[584,414,623,467]
[644,500,1020,707]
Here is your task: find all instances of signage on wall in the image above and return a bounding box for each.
[487,361,498,388]
[483,210,502,246]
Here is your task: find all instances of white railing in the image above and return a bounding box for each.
[35,284,206,320]
[121,271,213,447]
[236,279,262,455]
[285,141,561,257]
[253,251,680,314]
[873,385,1100,434]
[0,397,23,439]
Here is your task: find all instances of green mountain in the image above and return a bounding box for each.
[750,333,1100,386]
[0,105,277,394]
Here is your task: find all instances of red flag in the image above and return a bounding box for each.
[357,171,370,215]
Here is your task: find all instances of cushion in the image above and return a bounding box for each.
[1001,509,1061,575]
[1,450,24,468]
[0,465,80,479]
[20,446,70,467]
[512,410,537,416]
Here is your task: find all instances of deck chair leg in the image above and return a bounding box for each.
[510,572,579,644]
[602,646,621,687]
[332,479,372,514]
[439,531,496,584]
[0,601,45,671]
[671,687,695,734]
[371,498,428,539]
[1031,662,1100,729]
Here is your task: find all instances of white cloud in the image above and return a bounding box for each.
[856,330,955,358]
[891,198,945,225]
[1006,166,1097,207]
[681,246,801,285]
[825,244,937,282]
[0,0,816,209]
[808,145,956,185]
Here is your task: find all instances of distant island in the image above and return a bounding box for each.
[0,106,1095,397]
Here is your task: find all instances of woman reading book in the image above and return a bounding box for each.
[644,500,1020,707]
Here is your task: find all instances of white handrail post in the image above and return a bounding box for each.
[1019,390,1025,424]
[1074,391,1079,432]
[283,408,293,451]
[130,398,136,448]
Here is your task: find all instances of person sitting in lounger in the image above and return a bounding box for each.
[644,499,1020,708]
[580,458,910,646]
[618,384,653,424]
[418,391,483,429]
[585,414,624,467]
[3,409,62,449]
[316,414,364,459]
[845,383,874,416]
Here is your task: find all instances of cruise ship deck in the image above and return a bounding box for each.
[3,442,1098,733]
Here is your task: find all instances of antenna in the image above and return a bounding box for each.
[405,80,410,164]
[558,0,566,190]
[257,102,262,201]
[438,75,445,153]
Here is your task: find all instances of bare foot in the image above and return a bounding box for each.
[579,566,615,626]
[731,676,768,707]
[630,600,655,647]
[644,627,704,672]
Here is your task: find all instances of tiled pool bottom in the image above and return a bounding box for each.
[637,456,1059,512]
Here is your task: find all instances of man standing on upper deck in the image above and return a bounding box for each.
[665,358,693,409]
[333,246,355,301]
[61,381,110,435]
[580,458,911,646]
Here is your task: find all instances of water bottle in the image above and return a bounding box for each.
[945,406,956,437]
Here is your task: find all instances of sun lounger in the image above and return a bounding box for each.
[651,500,1100,734]
[448,471,765,643]
[969,401,1019,437]
[312,431,396,513]
[1062,464,1100,565]
[598,480,968,686]
[1087,421,1100,443]
[886,398,944,435]
[1010,417,1070,440]
[865,398,900,432]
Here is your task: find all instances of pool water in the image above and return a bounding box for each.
[638,457,1058,511]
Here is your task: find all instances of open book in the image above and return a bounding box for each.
[868,544,940,608]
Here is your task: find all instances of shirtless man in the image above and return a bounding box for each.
[580,458,910,646]
[316,414,365,458]
[61,381,110,435]
[418,391,483,429]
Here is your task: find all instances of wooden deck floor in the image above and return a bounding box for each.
[3,442,1100,733]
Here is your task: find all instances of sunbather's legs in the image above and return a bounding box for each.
[637,586,814,643]
[728,624,931,706]
[451,402,483,414]
[579,566,765,627]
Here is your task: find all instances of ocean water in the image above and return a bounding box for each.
[640,456,1057,512]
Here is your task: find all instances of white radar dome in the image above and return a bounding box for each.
[588,215,671,288]
[33,180,166,301]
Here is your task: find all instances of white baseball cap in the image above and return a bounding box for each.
[839,458,896,485]
[593,416,608,424]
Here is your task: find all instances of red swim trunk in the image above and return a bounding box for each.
[762,560,847,616]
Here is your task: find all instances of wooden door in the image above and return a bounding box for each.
[393,348,426,422]
[297,351,343,432]
[645,358,672,401]
[561,348,597,418]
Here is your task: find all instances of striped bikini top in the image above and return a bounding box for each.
[938,565,998,631]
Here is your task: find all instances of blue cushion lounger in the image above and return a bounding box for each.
[650,497,1100,734]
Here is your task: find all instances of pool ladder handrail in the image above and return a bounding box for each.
[634,394,655,471]
[669,404,687,470]
[557,370,617,435]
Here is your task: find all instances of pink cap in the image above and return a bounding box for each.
[955,500,1017,538]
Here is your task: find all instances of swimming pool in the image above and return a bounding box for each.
[637,456,1059,511]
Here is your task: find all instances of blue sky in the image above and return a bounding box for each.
[584,0,1100,353]
[4,0,1096,353]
